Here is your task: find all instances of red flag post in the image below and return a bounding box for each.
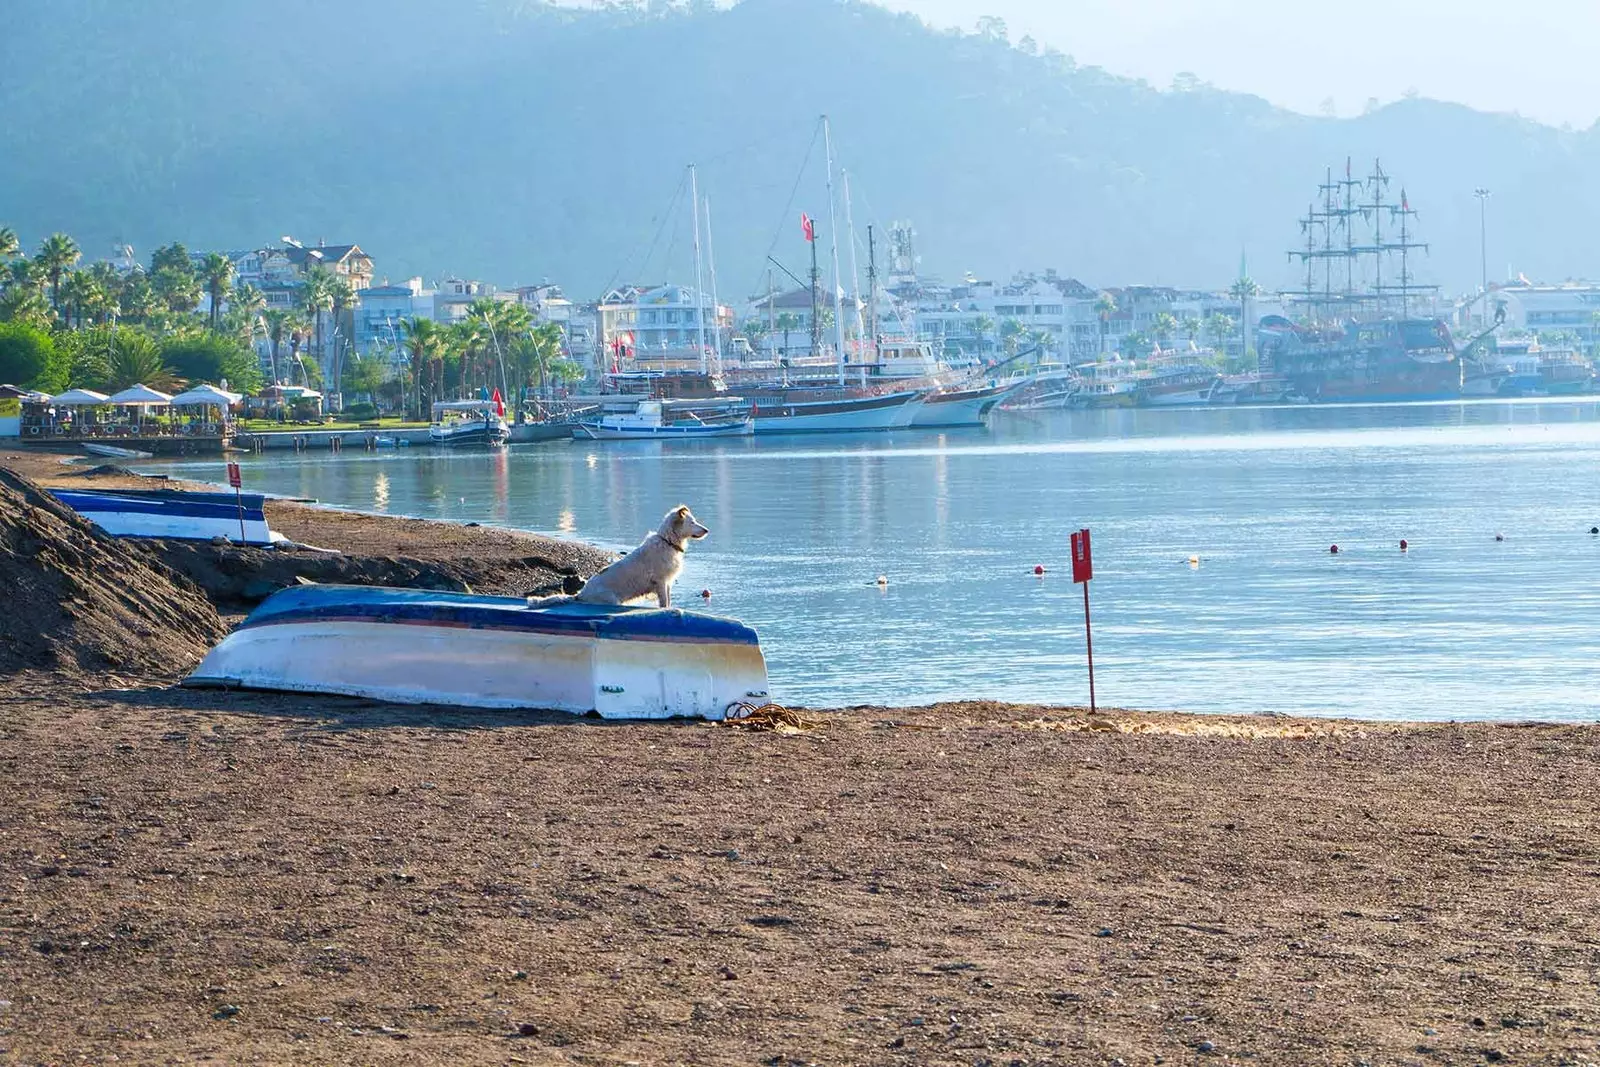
[1070,527,1095,713]
[226,462,246,544]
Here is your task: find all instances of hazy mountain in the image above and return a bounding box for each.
[4,0,1597,299]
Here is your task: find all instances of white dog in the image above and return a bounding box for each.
[530,505,709,609]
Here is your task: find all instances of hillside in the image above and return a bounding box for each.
[3,0,1597,296]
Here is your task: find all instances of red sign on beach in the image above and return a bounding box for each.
[226,462,241,489]
[1070,528,1093,584]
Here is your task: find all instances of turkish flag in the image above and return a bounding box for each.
[491,388,504,417]
[801,213,815,242]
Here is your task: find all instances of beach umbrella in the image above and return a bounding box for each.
[51,388,111,406]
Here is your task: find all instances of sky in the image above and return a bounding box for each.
[875,0,1600,129]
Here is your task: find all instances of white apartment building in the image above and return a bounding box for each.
[1493,283,1600,346]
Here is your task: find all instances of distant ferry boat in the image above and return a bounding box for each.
[1133,362,1223,407]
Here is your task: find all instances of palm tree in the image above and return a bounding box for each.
[60,270,98,330]
[1094,292,1118,357]
[998,316,1024,357]
[200,252,234,329]
[0,227,19,261]
[402,316,443,419]
[1181,316,1202,343]
[506,322,565,417]
[262,308,303,385]
[106,329,182,392]
[1152,311,1179,349]
[1229,276,1262,365]
[328,275,356,393]
[85,263,121,325]
[774,312,800,362]
[119,272,162,323]
[297,266,335,385]
[970,314,995,358]
[34,233,81,320]
[230,282,267,347]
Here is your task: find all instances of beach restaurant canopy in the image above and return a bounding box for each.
[169,384,242,410]
[108,384,174,406]
[51,388,111,406]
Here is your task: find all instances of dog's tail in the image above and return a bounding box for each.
[526,593,578,608]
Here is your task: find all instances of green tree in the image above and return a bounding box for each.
[1094,291,1118,357]
[199,252,235,329]
[998,316,1025,356]
[342,353,388,401]
[0,227,19,261]
[1205,312,1235,350]
[774,312,800,361]
[0,283,51,329]
[33,233,80,320]
[0,322,61,390]
[149,243,191,275]
[1118,330,1152,360]
[506,322,566,417]
[297,266,335,383]
[1152,311,1179,348]
[57,327,114,389]
[328,275,356,391]
[227,282,267,350]
[1229,276,1261,363]
[105,328,181,392]
[161,331,262,393]
[969,314,995,357]
[153,265,201,316]
[402,316,444,419]
[262,308,302,385]
[118,272,161,323]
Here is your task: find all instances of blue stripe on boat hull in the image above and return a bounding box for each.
[238,585,762,647]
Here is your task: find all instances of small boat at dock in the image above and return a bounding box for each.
[430,400,510,446]
[185,585,770,720]
[573,398,754,440]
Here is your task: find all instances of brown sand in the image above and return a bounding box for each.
[3,446,1599,1065]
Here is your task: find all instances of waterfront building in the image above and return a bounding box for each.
[596,284,731,369]
[353,278,434,359]
[1492,282,1600,347]
[516,284,597,372]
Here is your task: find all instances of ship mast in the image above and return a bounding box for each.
[1285,157,1437,324]
[823,115,848,387]
[689,163,707,375]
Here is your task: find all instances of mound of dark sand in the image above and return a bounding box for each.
[0,469,228,680]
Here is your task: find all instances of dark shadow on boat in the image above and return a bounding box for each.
[77,684,701,731]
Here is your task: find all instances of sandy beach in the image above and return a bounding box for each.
[4,446,1600,1065]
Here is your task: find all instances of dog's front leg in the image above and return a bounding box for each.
[656,584,671,609]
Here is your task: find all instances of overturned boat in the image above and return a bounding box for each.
[185,585,770,720]
[49,486,277,545]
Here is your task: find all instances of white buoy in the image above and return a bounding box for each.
[1187,555,1200,567]
[875,575,888,588]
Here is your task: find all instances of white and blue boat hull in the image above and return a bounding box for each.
[49,487,276,546]
[186,585,770,720]
[751,389,924,434]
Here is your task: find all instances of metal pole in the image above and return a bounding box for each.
[690,164,706,375]
[1083,580,1096,714]
[1474,187,1491,320]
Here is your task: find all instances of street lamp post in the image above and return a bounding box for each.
[1474,187,1491,322]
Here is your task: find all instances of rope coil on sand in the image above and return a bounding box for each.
[721,701,821,733]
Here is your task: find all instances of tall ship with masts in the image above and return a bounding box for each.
[1258,160,1463,402]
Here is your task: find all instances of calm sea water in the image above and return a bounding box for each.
[159,401,1600,721]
